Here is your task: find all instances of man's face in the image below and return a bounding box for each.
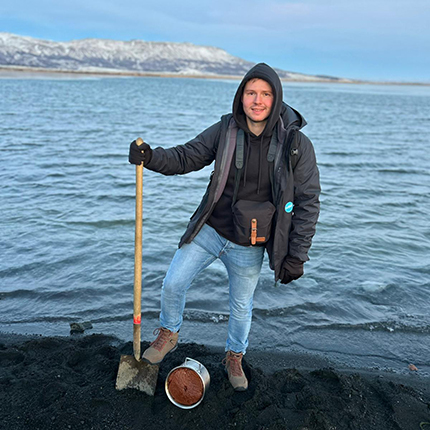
[241,78,274,124]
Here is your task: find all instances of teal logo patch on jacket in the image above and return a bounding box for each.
[285,202,294,213]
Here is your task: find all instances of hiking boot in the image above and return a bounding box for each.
[223,351,248,391]
[142,328,178,364]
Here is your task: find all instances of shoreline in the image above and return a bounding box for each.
[1,332,429,429]
[1,65,429,86]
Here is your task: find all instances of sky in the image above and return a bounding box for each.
[1,0,429,82]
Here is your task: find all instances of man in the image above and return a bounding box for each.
[129,63,320,391]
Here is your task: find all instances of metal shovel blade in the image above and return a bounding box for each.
[115,354,159,395]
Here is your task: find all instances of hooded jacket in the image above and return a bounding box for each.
[145,63,320,280]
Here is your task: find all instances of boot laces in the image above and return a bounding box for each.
[150,328,170,351]
[223,352,244,377]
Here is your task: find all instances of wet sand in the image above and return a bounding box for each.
[0,333,429,430]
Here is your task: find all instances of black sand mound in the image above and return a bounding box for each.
[0,333,429,430]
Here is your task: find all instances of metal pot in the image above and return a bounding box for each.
[165,357,210,409]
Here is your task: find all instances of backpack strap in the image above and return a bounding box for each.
[267,128,278,163]
[232,128,246,208]
[235,129,245,169]
[268,127,300,171]
[289,131,301,171]
[232,128,278,208]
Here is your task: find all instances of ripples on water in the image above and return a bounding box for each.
[1,76,429,372]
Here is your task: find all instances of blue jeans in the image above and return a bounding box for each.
[159,224,265,354]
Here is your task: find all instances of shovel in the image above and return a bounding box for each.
[115,137,159,395]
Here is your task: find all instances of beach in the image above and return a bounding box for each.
[0,332,429,430]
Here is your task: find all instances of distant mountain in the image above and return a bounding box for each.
[0,33,348,82]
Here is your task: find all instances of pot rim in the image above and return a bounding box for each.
[165,357,209,409]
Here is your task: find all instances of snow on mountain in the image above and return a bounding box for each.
[0,33,252,76]
[0,33,344,81]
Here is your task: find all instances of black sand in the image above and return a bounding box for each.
[0,333,429,430]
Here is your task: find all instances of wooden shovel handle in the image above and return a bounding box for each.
[133,137,144,360]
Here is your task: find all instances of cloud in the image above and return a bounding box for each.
[3,0,428,45]
[1,0,429,80]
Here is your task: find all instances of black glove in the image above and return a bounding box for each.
[129,140,152,165]
[279,257,304,284]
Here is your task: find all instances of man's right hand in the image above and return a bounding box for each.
[129,140,152,165]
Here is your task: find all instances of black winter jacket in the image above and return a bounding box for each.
[145,99,320,281]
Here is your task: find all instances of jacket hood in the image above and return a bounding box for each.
[280,102,307,131]
[233,63,284,136]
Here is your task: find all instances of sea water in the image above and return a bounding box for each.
[1,75,429,374]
